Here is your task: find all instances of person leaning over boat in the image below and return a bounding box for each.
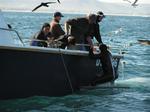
[50,12,65,39]
[92,11,105,44]
[30,23,52,47]
[65,14,97,50]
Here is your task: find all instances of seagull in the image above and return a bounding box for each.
[32,2,56,12]
[122,0,138,7]
[123,0,132,3]
[57,0,61,4]
[132,0,138,6]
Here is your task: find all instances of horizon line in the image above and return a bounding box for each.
[1,9,150,17]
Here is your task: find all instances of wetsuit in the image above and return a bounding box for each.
[89,45,115,85]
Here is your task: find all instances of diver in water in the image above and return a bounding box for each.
[31,23,52,47]
[89,44,115,85]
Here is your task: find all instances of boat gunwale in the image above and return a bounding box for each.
[0,45,123,58]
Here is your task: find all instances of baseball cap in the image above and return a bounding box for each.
[54,12,64,17]
[97,11,105,18]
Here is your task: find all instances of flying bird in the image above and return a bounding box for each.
[132,0,138,6]
[32,2,56,12]
[123,0,139,7]
[123,0,132,3]
[57,0,61,4]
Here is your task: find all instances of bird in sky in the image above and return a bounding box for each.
[132,0,138,6]
[123,0,132,3]
[57,0,61,4]
[123,0,139,7]
[32,2,56,12]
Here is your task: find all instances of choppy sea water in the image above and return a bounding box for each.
[0,12,150,112]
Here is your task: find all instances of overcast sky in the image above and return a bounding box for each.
[99,0,150,3]
[0,0,150,15]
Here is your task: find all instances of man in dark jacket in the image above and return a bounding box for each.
[92,11,105,44]
[65,14,97,50]
[50,12,65,39]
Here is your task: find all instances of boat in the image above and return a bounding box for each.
[0,10,123,100]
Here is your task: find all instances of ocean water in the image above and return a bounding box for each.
[0,12,150,112]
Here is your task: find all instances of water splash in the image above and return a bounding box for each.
[116,77,150,90]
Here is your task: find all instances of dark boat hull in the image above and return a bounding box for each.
[0,46,122,99]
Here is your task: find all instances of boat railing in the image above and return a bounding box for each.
[0,27,25,46]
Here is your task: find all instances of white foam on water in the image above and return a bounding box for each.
[113,28,123,35]
[116,77,150,88]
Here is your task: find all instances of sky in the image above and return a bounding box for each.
[98,0,150,4]
[0,0,150,15]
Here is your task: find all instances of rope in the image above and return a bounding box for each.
[59,49,74,94]
[0,27,25,46]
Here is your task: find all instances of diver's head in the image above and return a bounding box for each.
[99,44,108,52]
[54,12,64,22]
[96,11,105,23]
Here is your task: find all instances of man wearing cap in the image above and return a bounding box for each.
[92,11,105,44]
[50,12,65,39]
[65,14,97,50]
